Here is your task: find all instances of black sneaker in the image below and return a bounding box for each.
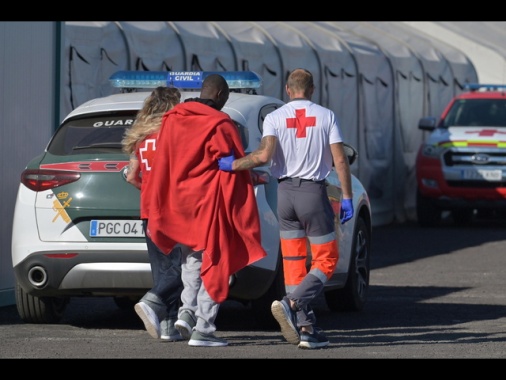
[271,297,299,345]
[298,327,329,349]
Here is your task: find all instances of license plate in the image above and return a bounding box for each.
[462,169,502,181]
[90,220,145,237]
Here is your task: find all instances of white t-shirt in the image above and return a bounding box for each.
[262,99,343,181]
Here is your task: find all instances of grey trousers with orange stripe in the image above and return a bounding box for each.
[277,179,339,328]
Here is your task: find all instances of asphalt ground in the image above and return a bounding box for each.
[1,214,506,359]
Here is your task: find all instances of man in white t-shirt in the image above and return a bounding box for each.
[218,68,353,349]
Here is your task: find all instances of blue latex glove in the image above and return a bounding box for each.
[218,150,235,172]
[340,198,354,224]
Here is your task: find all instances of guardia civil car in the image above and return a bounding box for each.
[12,71,372,328]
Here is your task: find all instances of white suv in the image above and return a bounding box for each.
[12,71,372,328]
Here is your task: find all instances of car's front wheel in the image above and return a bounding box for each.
[15,282,69,323]
[325,216,370,312]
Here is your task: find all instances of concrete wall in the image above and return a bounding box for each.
[0,22,59,307]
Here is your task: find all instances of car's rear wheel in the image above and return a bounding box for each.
[15,282,69,323]
[325,216,370,312]
[417,190,442,227]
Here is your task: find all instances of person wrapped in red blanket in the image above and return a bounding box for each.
[145,74,266,347]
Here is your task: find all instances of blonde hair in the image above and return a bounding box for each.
[286,68,314,97]
[122,86,181,154]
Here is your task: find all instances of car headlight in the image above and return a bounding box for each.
[421,144,445,158]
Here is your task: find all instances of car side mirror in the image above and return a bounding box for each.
[418,117,437,131]
[343,143,358,166]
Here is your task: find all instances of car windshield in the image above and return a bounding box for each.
[47,112,137,155]
[442,99,506,127]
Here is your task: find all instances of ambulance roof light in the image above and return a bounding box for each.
[465,83,506,92]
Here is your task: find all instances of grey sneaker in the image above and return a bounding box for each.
[134,301,160,339]
[188,330,228,347]
[298,327,329,349]
[160,318,183,341]
[175,310,197,340]
[271,297,299,345]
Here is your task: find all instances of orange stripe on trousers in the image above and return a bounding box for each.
[310,240,339,279]
[280,237,308,286]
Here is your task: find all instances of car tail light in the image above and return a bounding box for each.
[21,169,81,191]
[250,169,270,186]
[44,253,79,259]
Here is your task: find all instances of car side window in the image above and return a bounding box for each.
[258,104,282,135]
[232,121,248,149]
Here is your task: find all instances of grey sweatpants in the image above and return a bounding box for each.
[178,246,221,335]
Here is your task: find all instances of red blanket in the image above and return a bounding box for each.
[146,101,266,303]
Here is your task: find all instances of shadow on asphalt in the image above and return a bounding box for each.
[2,215,506,339]
[371,215,506,269]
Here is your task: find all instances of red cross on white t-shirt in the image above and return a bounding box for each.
[286,109,316,138]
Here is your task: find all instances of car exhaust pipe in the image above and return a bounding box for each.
[28,266,48,288]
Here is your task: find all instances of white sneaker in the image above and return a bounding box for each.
[271,298,300,345]
[134,302,160,339]
[188,330,228,347]
[175,310,197,340]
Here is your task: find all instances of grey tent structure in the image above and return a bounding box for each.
[316,22,396,225]
[170,21,236,73]
[212,22,283,98]
[330,22,425,223]
[281,22,359,157]
[62,22,128,117]
[117,22,185,73]
[61,21,482,227]
[405,21,506,85]
[251,22,322,105]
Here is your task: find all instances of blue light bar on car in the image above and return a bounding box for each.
[109,71,262,90]
[109,71,168,88]
[465,83,506,91]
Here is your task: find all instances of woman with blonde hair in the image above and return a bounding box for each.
[122,86,183,341]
